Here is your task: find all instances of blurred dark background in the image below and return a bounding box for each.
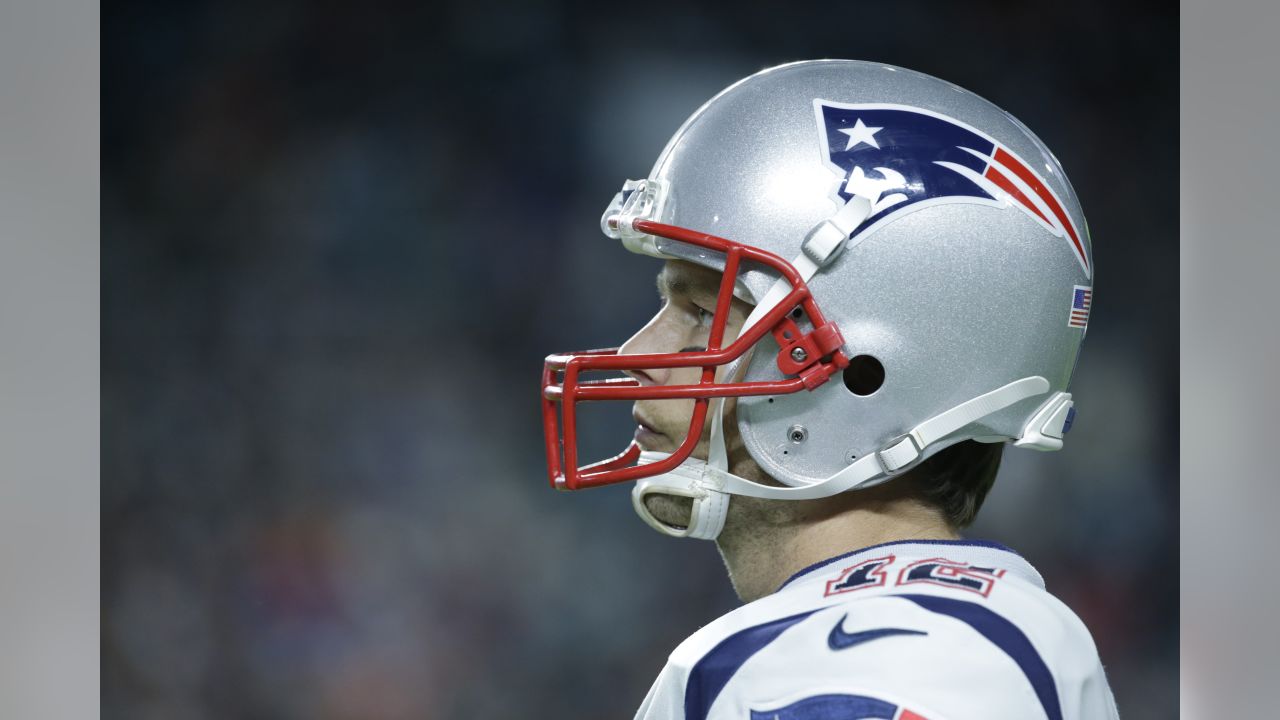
[103,1,1177,717]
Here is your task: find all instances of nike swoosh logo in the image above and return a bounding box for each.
[828,614,927,650]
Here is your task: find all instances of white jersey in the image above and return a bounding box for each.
[634,540,1119,720]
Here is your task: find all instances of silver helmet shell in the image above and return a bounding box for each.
[616,60,1091,488]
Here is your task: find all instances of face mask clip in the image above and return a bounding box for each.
[601,179,667,256]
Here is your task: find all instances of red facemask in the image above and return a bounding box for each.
[541,219,850,491]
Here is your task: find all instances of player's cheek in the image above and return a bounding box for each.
[649,397,697,435]
[667,363,702,385]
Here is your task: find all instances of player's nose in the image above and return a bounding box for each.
[618,316,675,386]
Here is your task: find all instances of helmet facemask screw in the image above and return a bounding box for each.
[788,425,808,444]
[790,347,809,363]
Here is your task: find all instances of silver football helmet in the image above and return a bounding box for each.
[541,59,1091,541]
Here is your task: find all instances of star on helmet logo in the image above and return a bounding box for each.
[838,118,882,151]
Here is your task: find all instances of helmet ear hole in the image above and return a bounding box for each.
[842,355,885,396]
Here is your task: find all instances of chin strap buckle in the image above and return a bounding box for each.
[877,434,924,474]
[1013,392,1075,451]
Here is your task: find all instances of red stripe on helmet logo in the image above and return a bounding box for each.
[992,147,1088,273]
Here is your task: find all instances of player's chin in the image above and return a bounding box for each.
[642,493,695,529]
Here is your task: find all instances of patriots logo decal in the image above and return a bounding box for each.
[814,101,1090,277]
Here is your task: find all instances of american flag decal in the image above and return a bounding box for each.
[1068,285,1092,328]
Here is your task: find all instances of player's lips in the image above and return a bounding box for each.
[632,409,666,450]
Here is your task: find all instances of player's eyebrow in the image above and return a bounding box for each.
[657,263,721,302]
[656,268,690,299]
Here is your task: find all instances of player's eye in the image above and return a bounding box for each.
[696,306,715,327]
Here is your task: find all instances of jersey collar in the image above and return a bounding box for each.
[774,538,1045,593]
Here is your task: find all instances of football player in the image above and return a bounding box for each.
[541,60,1118,720]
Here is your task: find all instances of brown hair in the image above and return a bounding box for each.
[904,440,1004,529]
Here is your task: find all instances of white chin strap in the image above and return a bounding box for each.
[630,180,1060,541]
[631,375,1054,540]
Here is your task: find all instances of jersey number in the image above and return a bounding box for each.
[896,558,1006,598]
[825,556,1006,598]
[825,556,894,596]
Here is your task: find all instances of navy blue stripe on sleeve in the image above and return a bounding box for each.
[895,593,1063,720]
[684,610,819,720]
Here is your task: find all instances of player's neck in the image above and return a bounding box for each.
[715,491,958,603]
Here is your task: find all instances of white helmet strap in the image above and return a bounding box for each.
[632,375,1052,539]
